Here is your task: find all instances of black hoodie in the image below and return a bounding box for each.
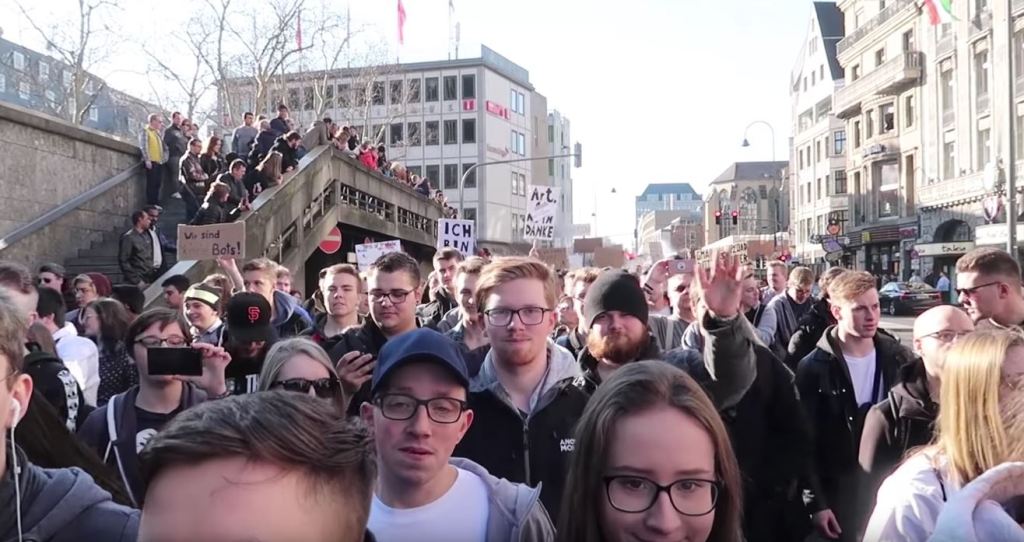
[0,447,139,542]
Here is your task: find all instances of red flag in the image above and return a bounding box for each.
[397,0,407,45]
[296,10,303,48]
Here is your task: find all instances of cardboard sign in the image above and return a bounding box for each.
[535,247,569,270]
[573,237,603,253]
[355,240,402,271]
[524,185,561,240]
[648,242,664,260]
[177,222,246,261]
[437,219,476,257]
[594,245,625,268]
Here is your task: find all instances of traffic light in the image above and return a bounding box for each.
[731,210,739,225]
[714,210,722,225]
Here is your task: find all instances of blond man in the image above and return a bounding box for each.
[756,266,815,364]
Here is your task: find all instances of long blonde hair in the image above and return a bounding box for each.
[934,329,1024,485]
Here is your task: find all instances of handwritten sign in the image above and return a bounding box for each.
[437,219,476,257]
[524,185,560,240]
[535,247,569,270]
[177,222,246,261]
[355,240,403,271]
[594,245,626,268]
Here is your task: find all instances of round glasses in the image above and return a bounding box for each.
[374,393,467,424]
[603,476,720,516]
[271,377,340,400]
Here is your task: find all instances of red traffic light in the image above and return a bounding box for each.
[714,210,722,218]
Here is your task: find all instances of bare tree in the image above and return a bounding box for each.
[142,22,215,124]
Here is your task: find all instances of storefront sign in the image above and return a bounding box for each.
[975,224,1024,246]
[485,100,510,119]
[913,242,975,257]
[899,227,918,239]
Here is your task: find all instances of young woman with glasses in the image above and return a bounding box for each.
[557,360,743,542]
[258,338,346,412]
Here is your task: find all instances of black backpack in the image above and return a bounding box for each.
[23,348,92,432]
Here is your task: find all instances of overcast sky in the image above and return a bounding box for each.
[3,0,813,245]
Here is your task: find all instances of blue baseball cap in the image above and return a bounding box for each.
[371,328,470,395]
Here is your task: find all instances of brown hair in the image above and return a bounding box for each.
[242,258,280,282]
[787,266,815,288]
[827,270,877,304]
[369,252,421,286]
[433,247,464,264]
[456,256,487,277]
[319,264,361,285]
[140,391,376,537]
[125,309,191,351]
[572,267,602,289]
[85,298,132,351]
[557,361,743,542]
[818,266,848,297]
[26,322,57,356]
[0,288,28,375]
[201,135,222,157]
[276,267,292,280]
[204,181,230,203]
[256,152,283,181]
[956,247,1022,284]
[474,257,558,311]
[202,273,234,296]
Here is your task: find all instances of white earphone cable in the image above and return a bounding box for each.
[11,420,23,542]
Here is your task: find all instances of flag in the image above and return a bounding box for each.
[397,0,407,45]
[449,0,454,12]
[296,10,303,48]
[923,0,954,25]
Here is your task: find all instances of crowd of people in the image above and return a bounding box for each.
[6,242,1024,541]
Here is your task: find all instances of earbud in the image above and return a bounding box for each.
[10,398,20,430]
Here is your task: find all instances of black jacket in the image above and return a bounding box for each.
[199,153,226,178]
[416,289,458,329]
[23,349,91,433]
[795,326,914,516]
[163,125,187,157]
[786,297,835,369]
[328,318,393,416]
[858,359,936,502]
[249,130,277,167]
[118,229,155,285]
[303,312,362,353]
[190,199,240,226]
[554,329,585,360]
[454,343,588,524]
[269,117,289,137]
[217,172,248,208]
[178,152,210,195]
[271,136,299,172]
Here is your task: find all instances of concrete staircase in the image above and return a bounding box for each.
[62,197,188,285]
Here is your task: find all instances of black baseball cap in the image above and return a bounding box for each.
[371,329,470,395]
[225,292,274,343]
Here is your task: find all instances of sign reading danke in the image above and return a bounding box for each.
[177,222,246,261]
[525,185,560,241]
[438,219,476,256]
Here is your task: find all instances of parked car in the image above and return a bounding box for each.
[879,281,943,316]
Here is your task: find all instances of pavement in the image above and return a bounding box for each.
[879,315,915,345]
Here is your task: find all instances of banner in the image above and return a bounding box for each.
[594,245,625,268]
[177,222,246,261]
[524,185,560,240]
[437,219,476,257]
[535,247,568,270]
[355,240,402,271]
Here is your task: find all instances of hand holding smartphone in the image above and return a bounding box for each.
[148,347,204,376]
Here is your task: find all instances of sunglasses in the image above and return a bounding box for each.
[270,377,340,400]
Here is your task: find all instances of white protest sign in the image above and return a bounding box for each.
[355,240,403,271]
[437,219,476,256]
[524,185,560,241]
[177,222,246,261]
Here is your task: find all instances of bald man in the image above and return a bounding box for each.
[858,306,974,494]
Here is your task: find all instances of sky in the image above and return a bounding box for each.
[2,0,813,246]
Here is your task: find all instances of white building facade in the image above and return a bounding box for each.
[547,110,573,248]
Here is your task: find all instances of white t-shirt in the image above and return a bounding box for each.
[368,467,490,542]
[845,349,878,407]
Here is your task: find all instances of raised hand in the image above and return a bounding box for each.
[695,251,745,319]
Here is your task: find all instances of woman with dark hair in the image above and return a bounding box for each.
[558,361,743,542]
[199,135,227,178]
[82,298,136,405]
[190,181,245,225]
[253,151,283,191]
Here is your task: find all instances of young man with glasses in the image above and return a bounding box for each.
[757,266,816,365]
[361,328,554,541]
[78,308,231,505]
[453,257,589,523]
[796,271,915,542]
[954,247,1024,328]
[330,252,423,414]
[859,305,974,518]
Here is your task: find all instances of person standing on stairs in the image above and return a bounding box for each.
[118,211,158,288]
[139,113,168,206]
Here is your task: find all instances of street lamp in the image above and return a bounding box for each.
[741,120,777,162]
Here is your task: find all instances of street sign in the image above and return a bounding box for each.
[319,226,342,255]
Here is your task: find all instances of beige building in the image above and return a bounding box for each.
[637,210,703,261]
[703,161,789,248]
[790,2,851,269]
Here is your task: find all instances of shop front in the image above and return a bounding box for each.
[848,224,918,283]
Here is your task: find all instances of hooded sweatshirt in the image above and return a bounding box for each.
[448,458,555,542]
[863,451,956,541]
[0,447,139,542]
[271,289,313,338]
[453,341,588,523]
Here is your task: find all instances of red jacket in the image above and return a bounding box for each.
[359,149,377,170]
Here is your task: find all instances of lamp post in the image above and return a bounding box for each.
[741,121,783,249]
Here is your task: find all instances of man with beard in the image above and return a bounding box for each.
[954,247,1024,328]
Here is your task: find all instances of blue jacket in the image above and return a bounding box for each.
[272,290,313,338]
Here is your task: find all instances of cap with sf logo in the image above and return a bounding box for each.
[225,292,275,344]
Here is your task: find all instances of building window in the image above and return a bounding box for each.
[462,119,476,143]
[425,77,439,102]
[759,185,768,198]
[865,110,874,139]
[1017,110,1024,158]
[904,95,915,128]
[815,140,822,163]
[443,164,459,189]
[12,51,24,71]
[817,177,823,200]
[407,122,421,146]
[425,121,439,145]
[881,103,894,133]
[17,81,29,100]
[303,87,314,110]
[0,73,5,93]
[39,61,49,81]
[548,159,554,176]
[45,89,56,106]
[811,71,816,86]
[974,44,991,111]
[875,47,886,67]
[943,138,956,179]
[390,123,403,145]
[940,61,955,117]
[517,92,525,114]
[407,79,421,102]
[510,89,518,113]
[443,120,457,144]
[547,125,554,142]
[372,81,385,105]
[461,74,475,99]
[337,84,351,107]
[853,121,861,148]
[851,64,861,81]
[878,163,899,218]
[518,132,526,156]
[389,80,403,104]
[463,208,477,222]
[443,75,457,100]
[88,106,98,122]
[833,130,846,155]
[511,172,520,195]
[426,165,440,186]
[407,166,422,178]
[834,170,848,194]
[463,163,477,188]
[977,127,991,168]
[853,172,862,223]
[62,70,72,87]
[976,0,989,11]
[902,29,915,52]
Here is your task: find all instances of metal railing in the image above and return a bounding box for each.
[836,0,915,57]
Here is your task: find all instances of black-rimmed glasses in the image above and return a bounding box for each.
[955,281,1002,298]
[603,476,720,516]
[135,336,188,348]
[919,330,971,343]
[271,377,341,400]
[482,307,552,326]
[368,290,412,304]
[373,393,467,424]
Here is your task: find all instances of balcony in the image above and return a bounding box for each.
[969,9,993,39]
[835,51,923,119]
[837,0,915,58]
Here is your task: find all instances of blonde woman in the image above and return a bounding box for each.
[258,337,346,412]
[864,329,1024,541]
[255,150,284,190]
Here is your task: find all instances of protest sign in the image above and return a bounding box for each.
[573,237,603,253]
[594,245,626,268]
[524,185,560,240]
[437,219,476,257]
[355,240,402,271]
[535,247,569,270]
[177,222,246,261]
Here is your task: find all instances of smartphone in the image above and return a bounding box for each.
[668,258,694,276]
[148,347,203,376]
